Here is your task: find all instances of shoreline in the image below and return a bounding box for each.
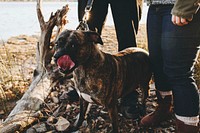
[0,24,147,48]
[0,2,148,41]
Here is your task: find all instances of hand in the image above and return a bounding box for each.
[171,15,193,26]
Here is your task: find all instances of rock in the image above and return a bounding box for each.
[45,131,57,133]
[47,116,57,125]
[7,35,38,45]
[55,116,70,131]
[50,91,59,97]
[26,123,47,133]
[0,110,5,115]
[52,97,59,104]
[46,103,57,109]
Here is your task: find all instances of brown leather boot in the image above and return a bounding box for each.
[175,118,199,133]
[140,91,173,127]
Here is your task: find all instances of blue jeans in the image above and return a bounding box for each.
[147,4,200,116]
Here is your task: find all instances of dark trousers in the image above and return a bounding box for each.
[78,0,141,51]
[147,5,200,116]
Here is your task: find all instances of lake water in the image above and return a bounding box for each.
[0,2,148,41]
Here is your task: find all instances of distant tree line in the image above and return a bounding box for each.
[0,0,77,2]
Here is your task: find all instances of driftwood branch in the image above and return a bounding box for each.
[0,1,69,132]
[36,0,45,30]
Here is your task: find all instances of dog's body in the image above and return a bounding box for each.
[54,30,152,132]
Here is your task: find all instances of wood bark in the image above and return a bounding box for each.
[0,0,69,132]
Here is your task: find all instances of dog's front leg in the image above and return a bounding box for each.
[108,104,119,133]
[73,98,89,131]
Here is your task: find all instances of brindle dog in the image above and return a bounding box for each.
[54,29,152,132]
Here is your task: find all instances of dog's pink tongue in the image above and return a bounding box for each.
[57,55,75,71]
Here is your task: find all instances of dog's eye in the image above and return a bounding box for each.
[68,41,75,48]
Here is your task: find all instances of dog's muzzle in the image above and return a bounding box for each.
[54,52,76,74]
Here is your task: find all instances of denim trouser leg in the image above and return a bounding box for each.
[147,5,172,91]
[147,5,200,116]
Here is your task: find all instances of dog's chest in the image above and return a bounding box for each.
[73,68,106,104]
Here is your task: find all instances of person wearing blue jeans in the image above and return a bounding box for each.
[78,0,142,51]
[140,0,200,132]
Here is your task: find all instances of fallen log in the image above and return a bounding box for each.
[0,0,69,132]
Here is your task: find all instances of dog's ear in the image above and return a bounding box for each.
[84,31,103,45]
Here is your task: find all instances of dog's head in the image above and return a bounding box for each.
[54,30,103,74]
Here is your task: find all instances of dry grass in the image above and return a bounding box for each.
[0,36,37,118]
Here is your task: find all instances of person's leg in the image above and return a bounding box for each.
[78,0,87,22]
[78,0,108,34]
[162,9,200,131]
[140,5,173,126]
[147,5,172,92]
[110,0,137,51]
